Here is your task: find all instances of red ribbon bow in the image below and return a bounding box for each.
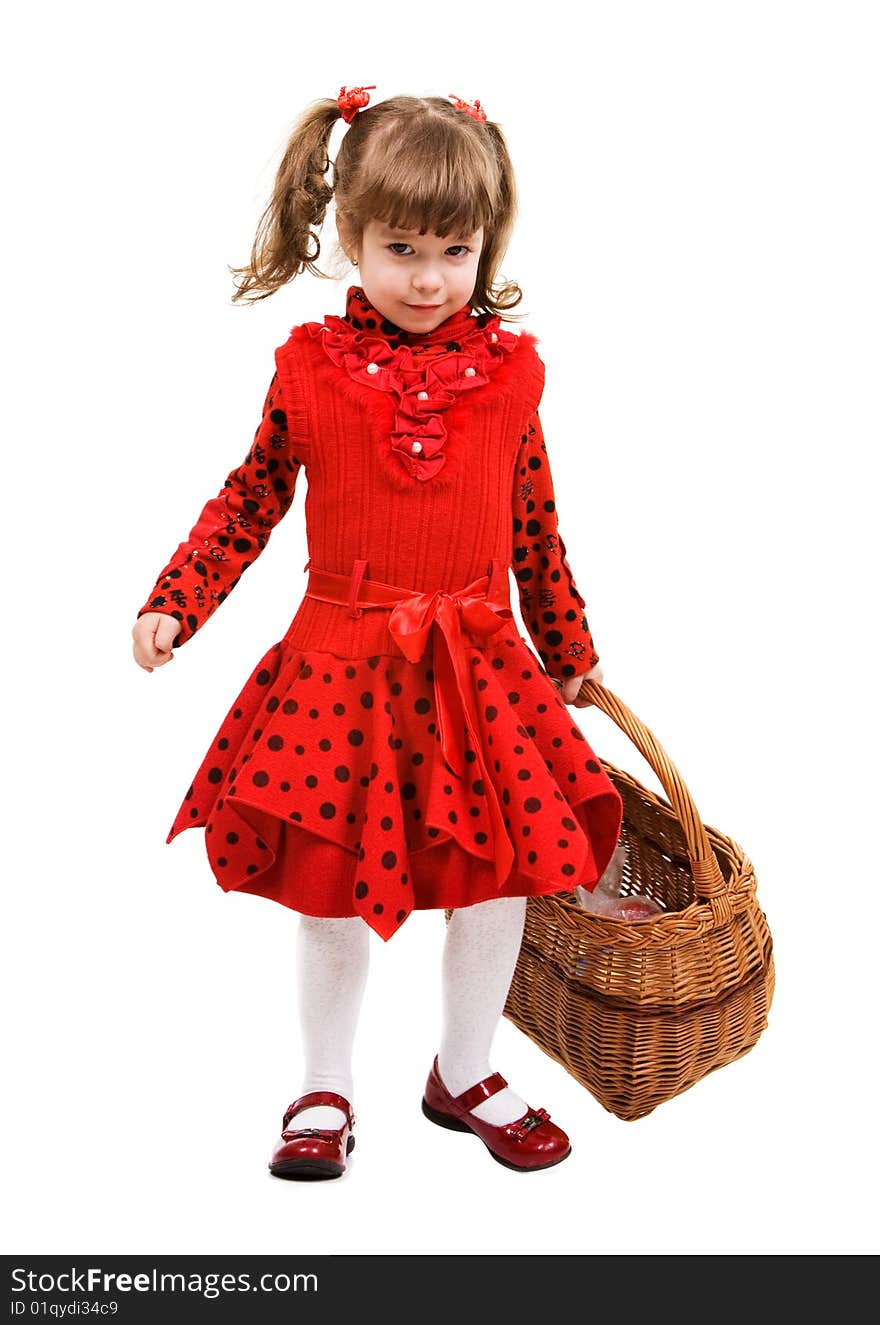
[338,85,376,123]
[448,94,487,122]
[388,580,514,886]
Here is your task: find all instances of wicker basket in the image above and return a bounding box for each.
[504,679,774,1122]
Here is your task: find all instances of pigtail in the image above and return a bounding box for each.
[229,99,341,304]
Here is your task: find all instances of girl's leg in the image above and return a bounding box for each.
[291,913,370,1128]
[438,894,530,1126]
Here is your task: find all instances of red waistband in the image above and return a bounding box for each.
[303,558,511,620]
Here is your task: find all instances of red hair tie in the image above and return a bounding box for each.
[448,94,487,122]
[337,85,376,124]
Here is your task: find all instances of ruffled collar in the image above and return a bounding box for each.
[303,285,520,487]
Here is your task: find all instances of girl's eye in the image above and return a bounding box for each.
[387,243,471,257]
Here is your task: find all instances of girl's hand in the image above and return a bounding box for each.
[132,612,178,673]
[560,662,604,707]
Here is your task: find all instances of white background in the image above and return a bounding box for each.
[3,0,877,1258]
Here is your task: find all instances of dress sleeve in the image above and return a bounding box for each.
[511,409,601,683]
[136,371,303,648]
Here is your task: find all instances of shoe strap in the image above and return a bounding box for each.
[453,1071,508,1115]
[283,1091,354,1130]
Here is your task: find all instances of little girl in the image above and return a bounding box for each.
[132,86,623,1180]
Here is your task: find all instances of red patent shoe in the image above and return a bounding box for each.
[268,1091,355,1181]
[421,1056,571,1172]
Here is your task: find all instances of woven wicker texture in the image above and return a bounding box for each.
[503,679,774,1121]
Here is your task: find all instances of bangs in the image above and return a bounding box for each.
[370,188,489,240]
[351,119,499,238]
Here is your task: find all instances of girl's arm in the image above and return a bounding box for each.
[136,372,304,649]
[511,410,601,685]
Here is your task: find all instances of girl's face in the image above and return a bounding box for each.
[353,219,485,334]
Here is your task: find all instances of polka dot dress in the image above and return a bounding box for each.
[142,286,624,942]
[167,629,621,941]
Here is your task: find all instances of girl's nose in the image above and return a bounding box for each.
[412,265,443,294]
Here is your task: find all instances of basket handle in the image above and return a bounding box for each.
[553,677,730,908]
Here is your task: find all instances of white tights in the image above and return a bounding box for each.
[291,896,528,1129]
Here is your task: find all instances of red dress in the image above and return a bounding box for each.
[137,286,623,941]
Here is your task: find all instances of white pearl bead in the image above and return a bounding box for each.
[491,332,498,343]
[366,362,379,375]
[464,366,476,377]
[412,441,423,453]
[417,390,429,400]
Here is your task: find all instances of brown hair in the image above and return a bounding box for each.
[229,94,525,322]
